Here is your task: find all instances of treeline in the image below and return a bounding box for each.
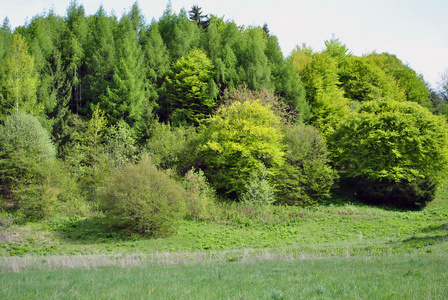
[1,2,448,236]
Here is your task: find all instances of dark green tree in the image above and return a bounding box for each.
[274,125,337,206]
[188,5,210,29]
[83,5,117,116]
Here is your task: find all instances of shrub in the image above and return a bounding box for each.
[146,122,199,172]
[0,112,56,218]
[182,168,216,220]
[100,155,187,237]
[240,163,276,207]
[274,125,337,206]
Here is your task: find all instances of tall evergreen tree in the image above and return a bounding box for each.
[188,5,210,29]
[63,1,89,114]
[104,15,148,128]
[83,6,117,117]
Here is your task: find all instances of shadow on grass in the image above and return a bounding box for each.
[50,216,134,244]
[327,188,429,213]
[388,222,448,250]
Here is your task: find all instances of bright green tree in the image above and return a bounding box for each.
[366,52,432,108]
[2,33,41,116]
[339,56,406,103]
[290,48,350,132]
[164,49,218,125]
[199,100,285,197]
[327,98,448,207]
[87,104,107,198]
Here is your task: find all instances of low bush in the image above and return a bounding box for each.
[240,163,276,208]
[182,168,216,220]
[100,155,187,237]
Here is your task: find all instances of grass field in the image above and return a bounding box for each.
[1,254,447,299]
[0,188,447,299]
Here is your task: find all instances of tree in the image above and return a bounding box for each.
[437,68,448,102]
[188,5,210,29]
[274,125,337,206]
[240,27,272,90]
[141,21,170,102]
[86,104,107,198]
[104,14,148,128]
[339,56,406,103]
[327,98,448,207]
[199,100,285,198]
[2,33,41,116]
[290,48,350,132]
[62,1,89,114]
[0,18,13,115]
[83,5,117,117]
[25,11,71,129]
[323,35,352,67]
[163,49,218,125]
[366,52,431,108]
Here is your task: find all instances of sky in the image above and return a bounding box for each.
[1,0,447,88]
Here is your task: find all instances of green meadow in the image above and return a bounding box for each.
[1,188,447,299]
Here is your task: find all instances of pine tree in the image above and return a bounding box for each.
[188,5,210,29]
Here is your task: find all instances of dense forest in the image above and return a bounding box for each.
[1,1,448,236]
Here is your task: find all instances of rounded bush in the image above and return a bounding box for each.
[100,155,187,236]
[328,99,448,207]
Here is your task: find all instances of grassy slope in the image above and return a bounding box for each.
[1,192,447,258]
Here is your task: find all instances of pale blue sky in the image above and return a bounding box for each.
[1,0,447,88]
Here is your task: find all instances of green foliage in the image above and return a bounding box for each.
[274,125,337,206]
[0,112,56,217]
[323,35,352,67]
[103,120,139,169]
[328,98,448,207]
[339,56,406,103]
[100,155,187,236]
[146,122,198,171]
[164,49,218,125]
[182,167,216,220]
[199,100,285,197]
[240,163,276,207]
[366,52,432,108]
[2,33,41,117]
[290,48,350,132]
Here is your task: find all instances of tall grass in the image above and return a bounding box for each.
[1,254,447,299]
